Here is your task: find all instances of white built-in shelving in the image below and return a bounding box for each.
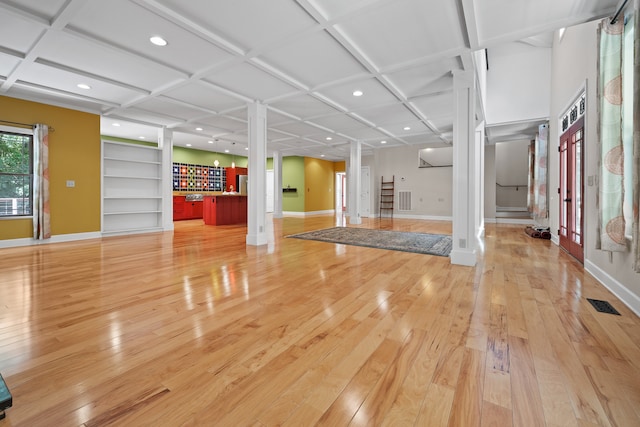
[102,141,164,235]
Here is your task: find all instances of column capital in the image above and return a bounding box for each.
[452,69,475,89]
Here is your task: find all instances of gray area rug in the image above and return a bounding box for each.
[287,227,452,257]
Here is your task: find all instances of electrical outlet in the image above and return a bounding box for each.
[66,180,75,188]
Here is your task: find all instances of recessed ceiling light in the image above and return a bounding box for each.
[326,137,332,141]
[245,147,249,150]
[77,83,91,90]
[224,149,230,153]
[353,90,363,97]
[196,127,203,131]
[112,123,120,127]
[208,140,214,144]
[186,143,192,147]
[138,136,145,139]
[320,154,325,157]
[150,36,168,46]
[403,126,411,131]
[381,140,387,144]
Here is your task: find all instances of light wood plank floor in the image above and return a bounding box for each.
[1,216,639,426]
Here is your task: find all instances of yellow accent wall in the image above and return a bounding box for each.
[334,161,346,173]
[304,157,335,212]
[0,96,101,240]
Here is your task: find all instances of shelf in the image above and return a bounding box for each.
[102,140,165,235]
[379,175,395,218]
[104,175,161,180]
[103,156,161,165]
[104,210,162,215]
[104,196,162,200]
[102,226,164,235]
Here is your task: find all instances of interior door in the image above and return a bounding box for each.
[559,116,584,263]
[360,166,370,217]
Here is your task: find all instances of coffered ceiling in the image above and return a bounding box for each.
[0,0,618,160]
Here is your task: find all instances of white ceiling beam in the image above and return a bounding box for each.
[12,80,120,108]
[132,0,245,56]
[34,58,151,95]
[477,9,615,50]
[460,0,480,50]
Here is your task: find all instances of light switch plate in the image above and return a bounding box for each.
[66,180,75,188]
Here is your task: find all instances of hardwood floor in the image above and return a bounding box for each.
[1,215,639,426]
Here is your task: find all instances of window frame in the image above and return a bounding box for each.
[0,125,34,219]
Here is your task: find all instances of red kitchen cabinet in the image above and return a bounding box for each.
[173,196,186,220]
[173,196,203,220]
[203,195,247,225]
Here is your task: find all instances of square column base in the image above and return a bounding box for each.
[450,249,477,266]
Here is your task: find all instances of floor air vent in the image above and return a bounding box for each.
[587,298,621,315]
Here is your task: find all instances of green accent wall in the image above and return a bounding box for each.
[173,146,247,167]
[282,156,305,212]
[0,95,101,240]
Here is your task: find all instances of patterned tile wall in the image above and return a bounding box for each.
[172,163,226,191]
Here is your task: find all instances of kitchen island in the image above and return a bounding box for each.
[203,195,247,225]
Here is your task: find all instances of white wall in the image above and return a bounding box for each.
[486,42,551,125]
[484,145,497,220]
[495,139,530,208]
[550,21,640,314]
[370,145,453,218]
[367,143,498,221]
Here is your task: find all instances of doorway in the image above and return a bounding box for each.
[559,116,584,263]
[335,172,346,212]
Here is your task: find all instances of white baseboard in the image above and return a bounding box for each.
[495,218,534,225]
[551,233,559,246]
[391,213,453,221]
[450,248,477,266]
[282,210,335,217]
[496,206,528,212]
[0,231,102,249]
[584,260,640,317]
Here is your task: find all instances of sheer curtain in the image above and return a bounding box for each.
[596,18,626,252]
[527,141,535,214]
[533,124,548,222]
[633,2,640,272]
[33,124,50,239]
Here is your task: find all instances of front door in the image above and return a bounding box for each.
[559,116,584,263]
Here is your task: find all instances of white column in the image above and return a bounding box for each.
[273,150,283,218]
[246,102,268,246]
[451,70,479,266]
[158,127,174,231]
[476,122,485,238]
[348,140,362,225]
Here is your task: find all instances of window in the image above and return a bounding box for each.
[0,127,33,217]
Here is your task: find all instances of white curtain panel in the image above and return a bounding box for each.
[596,18,627,252]
[33,124,50,239]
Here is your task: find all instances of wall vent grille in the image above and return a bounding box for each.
[398,191,412,211]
